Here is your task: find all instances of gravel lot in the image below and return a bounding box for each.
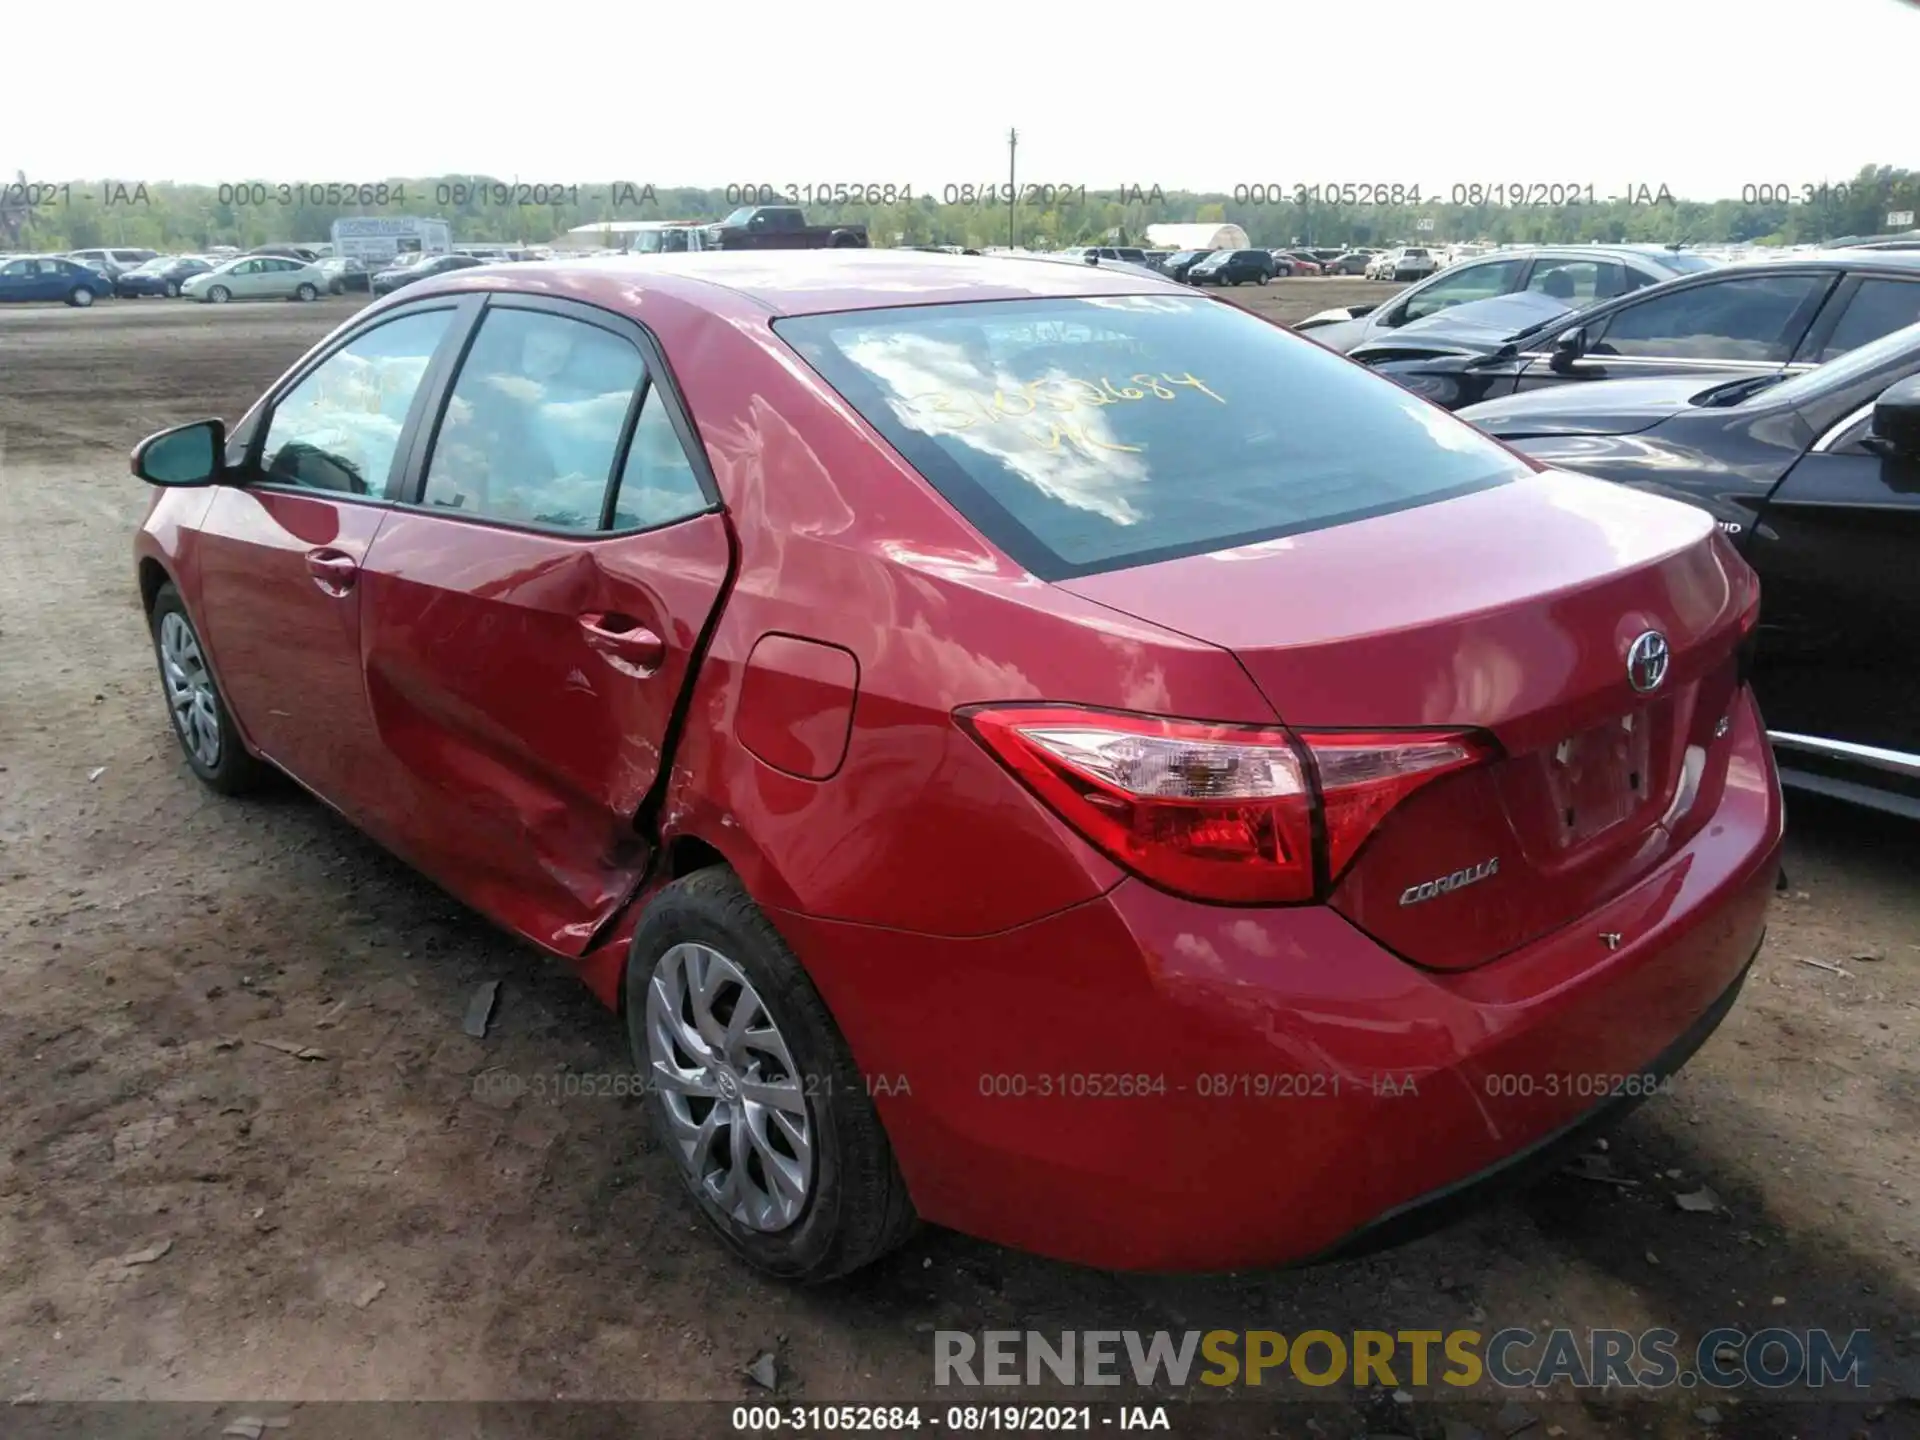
[0,282,1915,1438]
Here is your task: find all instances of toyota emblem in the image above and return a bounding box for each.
[1626,630,1671,694]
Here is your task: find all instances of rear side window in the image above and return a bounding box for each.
[610,388,708,530]
[775,296,1528,579]
[421,308,643,531]
[1815,278,1920,362]
[1525,258,1633,307]
[1594,274,1827,362]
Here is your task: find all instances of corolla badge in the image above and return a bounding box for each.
[1399,856,1499,907]
[1626,630,1671,694]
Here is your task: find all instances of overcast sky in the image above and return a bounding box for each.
[9,0,1917,199]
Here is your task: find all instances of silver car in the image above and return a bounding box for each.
[1364,246,1439,282]
[1299,245,1718,354]
[181,254,329,304]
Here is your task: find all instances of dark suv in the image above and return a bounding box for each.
[1187,248,1277,287]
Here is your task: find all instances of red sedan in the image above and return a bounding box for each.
[132,251,1783,1280]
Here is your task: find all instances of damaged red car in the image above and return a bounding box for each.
[132,251,1783,1280]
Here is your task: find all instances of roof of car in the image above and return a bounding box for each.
[1719,247,1920,270]
[414,248,1186,318]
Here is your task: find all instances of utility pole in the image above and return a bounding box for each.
[1007,128,1018,250]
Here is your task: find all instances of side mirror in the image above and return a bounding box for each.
[1863,374,1920,462]
[1550,326,1590,370]
[132,419,226,487]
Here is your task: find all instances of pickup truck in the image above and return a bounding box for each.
[704,205,869,251]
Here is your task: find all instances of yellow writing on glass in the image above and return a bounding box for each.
[901,372,1226,443]
[1028,417,1143,456]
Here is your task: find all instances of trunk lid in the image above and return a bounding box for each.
[1057,470,1758,970]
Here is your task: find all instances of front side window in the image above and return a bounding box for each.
[1398,258,1525,323]
[1755,317,1920,411]
[1594,273,1827,362]
[1815,278,1920,362]
[420,309,644,531]
[259,310,456,496]
[776,295,1528,579]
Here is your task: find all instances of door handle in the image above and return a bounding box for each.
[579,612,666,674]
[305,548,359,596]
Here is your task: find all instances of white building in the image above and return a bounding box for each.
[1145,222,1251,251]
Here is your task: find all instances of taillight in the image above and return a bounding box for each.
[1296,731,1490,880]
[959,704,1494,905]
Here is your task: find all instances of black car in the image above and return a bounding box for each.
[1160,249,1214,283]
[370,252,484,295]
[313,256,373,294]
[1187,248,1277,286]
[1460,319,1920,819]
[114,255,214,298]
[1355,251,1920,410]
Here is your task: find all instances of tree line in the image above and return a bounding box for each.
[7,165,1914,254]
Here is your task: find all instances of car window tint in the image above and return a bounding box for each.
[1400,258,1525,322]
[1,259,29,276]
[776,295,1528,580]
[1817,279,1920,362]
[1526,258,1633,306]
[260,310,456,496]
[1594,274,1825,362]
[421,309,644,531]
[609,386,708,529]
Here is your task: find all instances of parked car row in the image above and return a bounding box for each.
[0,246,510,306]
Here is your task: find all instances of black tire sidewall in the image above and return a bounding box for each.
[624,871,885,1280]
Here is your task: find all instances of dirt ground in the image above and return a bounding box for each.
[0,282,1916,1439]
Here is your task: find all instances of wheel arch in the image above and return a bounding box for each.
[137,555,174,616]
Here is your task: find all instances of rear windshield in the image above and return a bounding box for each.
[774,295,1527,579]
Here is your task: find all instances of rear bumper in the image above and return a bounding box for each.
[1305,938,1756,1264]
[774,690,1784,1271]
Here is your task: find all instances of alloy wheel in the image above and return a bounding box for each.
[159,611,221,768]
[645,941,813,1231]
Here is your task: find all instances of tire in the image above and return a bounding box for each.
[295,283,318,302]
[626,866,917,1281]
[208,285,231,304]
[1257,273,1269,285]
[149,584,267,795]
[164,280,180,298]
[68,286,95,308]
